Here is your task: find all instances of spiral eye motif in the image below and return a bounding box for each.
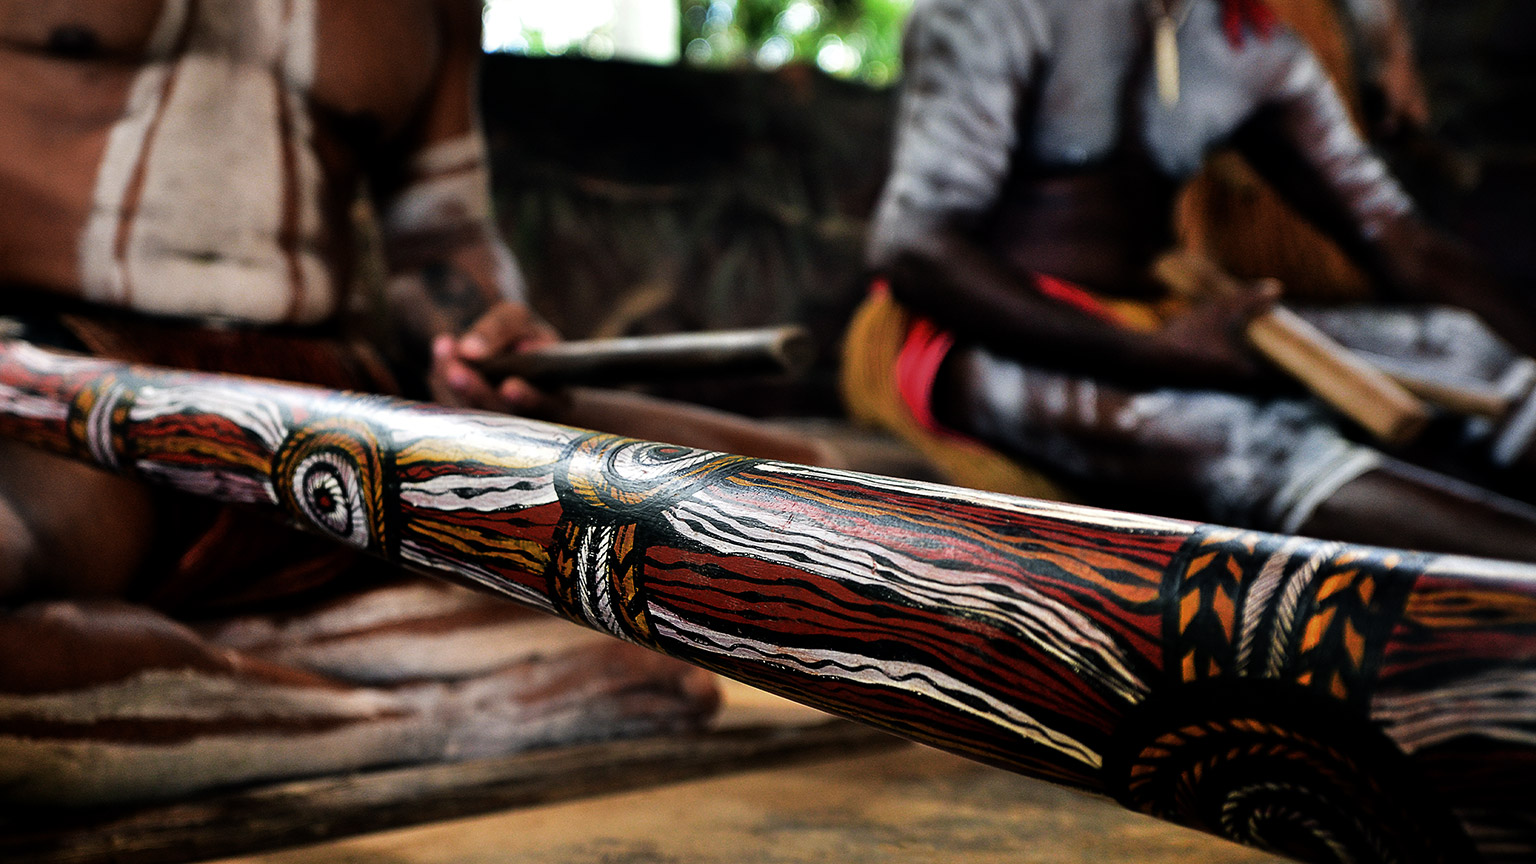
[274,418,388,553]
[558,434,759,519]
[295,450,369,547]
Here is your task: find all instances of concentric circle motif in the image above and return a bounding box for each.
[274,419,388,552]
[293,450,369,547]
[1106,685,1473,864]
[557,434,758,520]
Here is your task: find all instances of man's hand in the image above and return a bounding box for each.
[428,301,561,414]
[1372,39,1430,138]
[1149,279,1282,386]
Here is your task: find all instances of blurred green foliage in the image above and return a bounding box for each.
[480,1,912,87]
[680,0,913,85]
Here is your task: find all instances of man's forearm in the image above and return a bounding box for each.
[883,229,1261,388]
[389,259,497,345]
[386,231,527,340]
[1370,215,1536,357]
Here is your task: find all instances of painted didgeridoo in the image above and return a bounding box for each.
[2,339,1534,864]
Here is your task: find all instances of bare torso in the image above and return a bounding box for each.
[0,0,444,324]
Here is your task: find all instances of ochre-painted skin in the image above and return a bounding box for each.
[0,0,442,319]
[0,0,549,584]
[0,0,555,585]
[5,343,1536,862]
[0,2,715,802]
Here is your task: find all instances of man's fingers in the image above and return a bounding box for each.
[429,355,501,411]
[457,314,509,361]
[498,377,557,415]
[428,302,565,414]
[431,348,556,416]
[456,303,557,361]
[1231,278,1282,322]
[1250,278,1283,308]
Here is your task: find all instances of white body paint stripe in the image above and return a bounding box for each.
[79,0,334,324]
[79,0,194,305]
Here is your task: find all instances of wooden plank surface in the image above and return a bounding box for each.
[0,681,899,864]
[206,742,1289,864]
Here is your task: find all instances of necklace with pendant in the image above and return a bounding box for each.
[1145,0,1193,106]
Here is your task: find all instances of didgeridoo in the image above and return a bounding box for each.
[1,339,1534,864]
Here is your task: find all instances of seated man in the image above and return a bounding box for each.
[0,0,717,804]
[853,0,1536,561]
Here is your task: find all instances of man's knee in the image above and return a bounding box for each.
[0,442,155,599]
[0,493,37,600]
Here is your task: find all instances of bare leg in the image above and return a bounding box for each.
[937,347,1536,562]
[0,441,154,601]
[1298,459,1536,562]
[0,488,32,599]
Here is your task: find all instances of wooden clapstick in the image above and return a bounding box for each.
[1360,354,1520,421]
[474,326,815,387]
[1154,253,1431,448]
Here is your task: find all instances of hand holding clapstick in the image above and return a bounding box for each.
[1154,252,1432,448]
[1355,353,1530,423]
[472,326,816,387]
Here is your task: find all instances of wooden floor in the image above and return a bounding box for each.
[209,742,1286,864]
[0,681,896,864]
[4,680,1286,864]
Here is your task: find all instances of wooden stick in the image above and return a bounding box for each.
[1247,306,1431,445]
[473,326,815,386]
[1154,253,1431,447]
[2,340,1533,863]
[1361,353,1518,420]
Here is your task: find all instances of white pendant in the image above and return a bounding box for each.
[1154,15,1180,106]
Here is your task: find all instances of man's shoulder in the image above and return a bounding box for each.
[909,0,1049,27]
[906,0,1053,56]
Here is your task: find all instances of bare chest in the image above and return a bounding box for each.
[0,0,167,58]
[0,0,441,135]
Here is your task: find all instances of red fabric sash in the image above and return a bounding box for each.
[878,273,1121,435]
[1221,0,1279,47]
